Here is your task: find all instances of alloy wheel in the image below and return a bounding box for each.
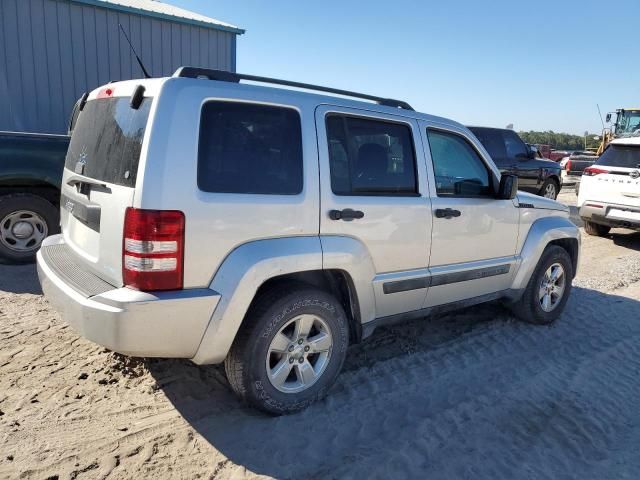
[265,314,333,393]
[539,262,566,312]
[544,183,557,199]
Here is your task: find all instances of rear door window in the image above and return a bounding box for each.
[198,102,303,195]
[325,114,418,196]
[65,97,152,187]
[469,128,529,164]
[503,130,529,159]
[469,128,508,165]
[597,145,640,168]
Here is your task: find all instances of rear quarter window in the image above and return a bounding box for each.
[197,102,303,195]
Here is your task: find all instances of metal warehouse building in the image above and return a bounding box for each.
[0,0,244,134]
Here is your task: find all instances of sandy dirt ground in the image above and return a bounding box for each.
[1,187,640,480]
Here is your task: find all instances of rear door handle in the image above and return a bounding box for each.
[435,208,461,219]
[329,209,365,221]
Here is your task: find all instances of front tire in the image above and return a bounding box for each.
[225,286,349,415]
[584,220,610,237]
[0,193,59,264]
[511,245,573,325]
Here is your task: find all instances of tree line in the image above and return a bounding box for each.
[518,130,601,151]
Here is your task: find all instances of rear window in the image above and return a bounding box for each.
[198,102,303,195]
[65,97,152,188]
[597,145,640,168]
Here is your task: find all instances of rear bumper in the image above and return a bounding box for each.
[579,202,640,229]
[561,171,582,185]
[37,235,220,358]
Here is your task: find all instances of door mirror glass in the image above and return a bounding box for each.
[606,113,612,123]
[497,174,518,200]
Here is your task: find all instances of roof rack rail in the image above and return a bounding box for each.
[173,66,414,111]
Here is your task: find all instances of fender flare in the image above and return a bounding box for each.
[510,215,580,293]
[191,235,377,364]
[320,235,377,324]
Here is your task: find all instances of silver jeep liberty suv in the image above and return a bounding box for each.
[37,67,580,414]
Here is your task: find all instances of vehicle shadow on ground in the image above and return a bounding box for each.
[147,287,640,479]
[611,230,640,251]
[0,263,42,295]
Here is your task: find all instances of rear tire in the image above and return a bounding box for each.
[511,245,573,325]
[540,178,559,199]
[0,193,59,264]
[584,220,610,237]
[225,286,349,415]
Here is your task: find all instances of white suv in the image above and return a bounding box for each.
[578,137,640,236]
[37,68,580,414]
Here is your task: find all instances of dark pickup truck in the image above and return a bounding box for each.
[561,153,597,185]
[468,126,562,199]
[0,131,69,263]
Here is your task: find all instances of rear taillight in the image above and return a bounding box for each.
[583,166,608,176]
[123,208,185,291]
[565,159,571,171]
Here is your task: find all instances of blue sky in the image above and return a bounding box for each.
[171,0,639,135]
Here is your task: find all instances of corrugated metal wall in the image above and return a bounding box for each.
[0,0,237,134]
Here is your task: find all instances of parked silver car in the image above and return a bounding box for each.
[37,68,580,414]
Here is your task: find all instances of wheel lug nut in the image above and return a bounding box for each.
[289,357,294,364]
[298,357,304,363]
[304,346,310,352]
[288,345,294,352]
[298,339,303,345]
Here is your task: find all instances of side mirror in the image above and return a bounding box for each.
[497,174,518,200]
[605,113,612,123]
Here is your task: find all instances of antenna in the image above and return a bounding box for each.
[596,104,605,130]
[118,23,151,79]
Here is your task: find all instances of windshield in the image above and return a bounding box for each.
[615,110,640,137]
[596,145,640,169]
[64,97,153,187]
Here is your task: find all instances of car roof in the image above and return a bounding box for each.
[610,136,640,146]
[466,126,512,133]
[161,74,467,131]
[92,73,469,132]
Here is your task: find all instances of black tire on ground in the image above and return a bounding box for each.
[225,286,349,415]
[584,220,611,237]
[539,178,559,199]
[510,245,573,325]
[0,193,59,264]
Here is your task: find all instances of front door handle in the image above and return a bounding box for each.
[329,209,365,221]
[435,208,461,219]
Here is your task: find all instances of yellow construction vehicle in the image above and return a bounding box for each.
[598,108,640,155]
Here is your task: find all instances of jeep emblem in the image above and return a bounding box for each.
[64,199,75,213]
[631,170,640,179]
[75,146,88,174]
